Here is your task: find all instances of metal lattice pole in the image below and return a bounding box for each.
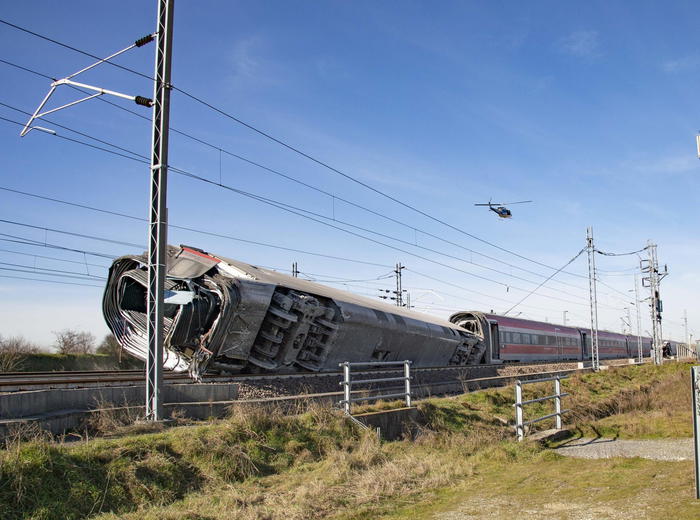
[394,262,404,307]
[587,227,600,371]
[145,0,175,421]
[634,273,643,363]
[643,242,666,366]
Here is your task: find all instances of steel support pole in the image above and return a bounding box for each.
[145,0,174,421]
[554,376,562,430]
[342,362,351,414]
[692,366,700,499]
[634,273,643,363]
[404,360,412,408]
[587,227,600,371]
[515,380,524,441]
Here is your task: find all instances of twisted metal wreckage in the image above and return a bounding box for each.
[103,245,487,379]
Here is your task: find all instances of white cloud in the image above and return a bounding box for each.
[227,36,285,87]
[662,55,700,73]
[558,30,601,59]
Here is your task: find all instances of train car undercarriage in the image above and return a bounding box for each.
[103,245,486,379]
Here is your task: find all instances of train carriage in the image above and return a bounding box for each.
[450,311,652,363]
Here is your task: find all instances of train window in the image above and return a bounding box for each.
[512,332,520,343]
[523,334,531,345]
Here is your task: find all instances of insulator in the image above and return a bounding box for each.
[135,34,155,47]
[135,96,153,107]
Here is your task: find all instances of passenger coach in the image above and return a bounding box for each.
[449,311,652,363]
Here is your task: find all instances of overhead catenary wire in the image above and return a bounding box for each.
[0,20,591,281]
[0,274,103,288]
[0,93,593,295]
[0,115,619,310]
[503,247,587,316]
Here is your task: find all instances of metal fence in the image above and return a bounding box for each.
[679,344,699,361]
[514,375,570,441]
[339,360,412,415]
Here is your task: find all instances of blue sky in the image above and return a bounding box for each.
[0,1,698,348]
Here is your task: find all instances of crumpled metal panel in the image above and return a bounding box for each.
[102,245,486,379]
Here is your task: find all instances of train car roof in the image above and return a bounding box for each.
[451,310,651,341]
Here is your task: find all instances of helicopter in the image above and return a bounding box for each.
[474,199,532,219]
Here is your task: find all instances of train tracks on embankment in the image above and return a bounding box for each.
[0,358,639,397]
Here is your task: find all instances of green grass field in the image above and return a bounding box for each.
[1,361,696,520]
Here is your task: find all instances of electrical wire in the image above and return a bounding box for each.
[0,93,593,294]
[0,20,591,280]
[0,115,613,309]
[0,274,103,288]
[503,247,587,315]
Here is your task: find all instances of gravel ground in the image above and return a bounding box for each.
[555,437,695,461]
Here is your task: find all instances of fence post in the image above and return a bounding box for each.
[342,362,351,415]
[692,366,700,499]
[404,360,412,408]
[554,376,562,430]
[515,380,524,441]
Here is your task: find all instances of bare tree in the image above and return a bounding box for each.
[0,335,40,372]
[53,329,96,355]
[96,333,122,361]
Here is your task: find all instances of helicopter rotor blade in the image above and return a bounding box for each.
[501,200,532,205]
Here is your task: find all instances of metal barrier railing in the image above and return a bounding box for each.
[514,375,570,441]
[339,360,412,414]
[679,344,699,361]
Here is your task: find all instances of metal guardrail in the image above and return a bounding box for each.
[514,375,569,441]
[339,360,412,414]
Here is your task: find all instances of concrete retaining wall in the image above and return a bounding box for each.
[354,407,421,440]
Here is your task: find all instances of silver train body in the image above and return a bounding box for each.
[102,245,485,379]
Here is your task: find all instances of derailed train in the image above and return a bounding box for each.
[103,245,485,379]
[102,245,656,379]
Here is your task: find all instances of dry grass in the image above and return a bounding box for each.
[2,362,694,520]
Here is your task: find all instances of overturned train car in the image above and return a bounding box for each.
[103,245,485,379]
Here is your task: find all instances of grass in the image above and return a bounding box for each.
[14,353,143,372]
[0,361,696,520]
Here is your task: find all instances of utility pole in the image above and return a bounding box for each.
[378,262,407,306]
[641,241,668,366]
[586,227,600,371]
[562,310,568,327]
[634,273,643,363]
[394,262,405,307]
[685,309,690,358]
[292,262,299,278]
[145,0,175,421]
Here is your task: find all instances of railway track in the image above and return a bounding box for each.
[0,358,621,394]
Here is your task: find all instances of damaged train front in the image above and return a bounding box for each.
[102,245,257,379]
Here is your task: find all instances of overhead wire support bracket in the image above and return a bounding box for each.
[19,35,155,137]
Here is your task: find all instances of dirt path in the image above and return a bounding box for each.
[554,437,694,461]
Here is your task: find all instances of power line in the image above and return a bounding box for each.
[0,232,118,260]
[0,19,153,81]
[0,218,144,248]
[0,187,392,269]
[0,115,606,308]
[0,274,103,288]
[0,19,590,280]
[503,247,587,316]
[0,92,591,295]
[0,247,109,268]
